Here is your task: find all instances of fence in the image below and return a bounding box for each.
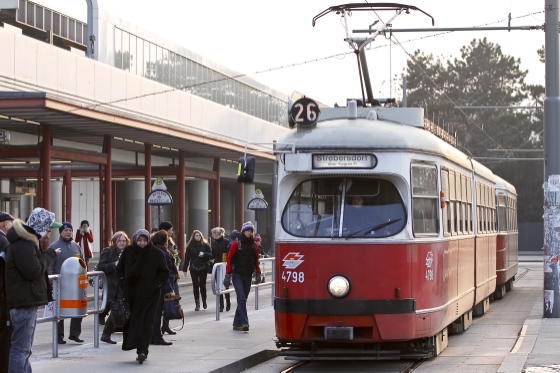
[211,257,275,321]
[37,271,107,358]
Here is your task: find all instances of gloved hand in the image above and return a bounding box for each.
[85,227,90,233]
[199,251,204,257]
[255,273,262,284]
[223,274,232,288]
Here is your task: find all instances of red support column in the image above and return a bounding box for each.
[237,182,244,230]
[112,180,117,234]
[37,168,42,208]
[41,124,51,212]
[178,151,186,264]
[213,158,221,228]
[99,166,104,248]
[64,170,72,223]
[145,143,152,230]
[104,136,112,246]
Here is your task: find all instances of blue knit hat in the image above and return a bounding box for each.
[241,221,254,233]
[59,222,73,233]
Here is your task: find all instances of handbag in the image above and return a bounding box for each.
[163,296,184,331]
[109,279,131,327]
[206,259,215,274]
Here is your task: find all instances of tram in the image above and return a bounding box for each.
[235,3,518,360]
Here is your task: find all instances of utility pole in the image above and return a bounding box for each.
[543,0,560,318]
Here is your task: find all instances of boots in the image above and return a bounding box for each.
[202,298,207,309]
[195,300,200,311]
[161,323,176,335]
[226,298,231,312]
[220,297,224,312]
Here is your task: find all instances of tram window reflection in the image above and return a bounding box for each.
[282,177,406,238]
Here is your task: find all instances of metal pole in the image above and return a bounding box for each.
[215,264,220,321]
[52,277,59,358]
[544,0,560,319]
[94,275,99,348]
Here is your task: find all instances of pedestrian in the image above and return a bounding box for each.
[210,227,230,312]
[48,222,85,344]
[159,221,181,271]
[5,208,62,373]
[116,229,169,364]
[150,230,177,344]
[98,231,129,344]
[0,212,15,373]
[254,234,265,256]
[223,221,261,332]
[75,220,94,269]
[182,230,212,311]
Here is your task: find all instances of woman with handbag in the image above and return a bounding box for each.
[116,229,169,364]
[150,230,178,344]
[98,231,129,344]
[182,230,212,311]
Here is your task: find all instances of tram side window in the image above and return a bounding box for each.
[476,182,481,233]
[491,187,497,232]
[514,198,518,231]
[498,195,507,232]
[411,165,439,235]
[441,169,451,235]
[455,172,463,234]
[466,177,473,233]
[449,170,456,235]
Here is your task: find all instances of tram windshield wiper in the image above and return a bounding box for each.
[345,218,402,239]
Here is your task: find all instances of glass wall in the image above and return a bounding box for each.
[114,28,288,126]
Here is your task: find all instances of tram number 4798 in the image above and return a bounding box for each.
[282,271,305,283]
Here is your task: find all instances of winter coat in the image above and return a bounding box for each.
[5,219,57,309]
[225,236,261,276]
[155,244,176,294]
[97,246,122,302]
[0,230,9,305]
[182,241,212,272]
[75,229,93,258]
[212,236,230,264]
[116,242,168,351]
[47,236,84,275]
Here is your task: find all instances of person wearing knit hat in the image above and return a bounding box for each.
[5,208,61,372]
[75,220,94,268]
[223,221,261,332]
[49,222,85,344]
[159,221,173,232]
[116,228,170,363]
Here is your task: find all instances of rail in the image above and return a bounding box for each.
[211,257,275,321]
[37,271,107,358]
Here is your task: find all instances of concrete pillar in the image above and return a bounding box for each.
[50,180,63,242]
[115,181,145,240]
[213,158,221,228]
[244,183,256,228]
[20,194,35,221]
[0,179,9,193]
[188,180,209,239]
[64,170,72,223]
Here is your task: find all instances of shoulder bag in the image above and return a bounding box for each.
[109,278,131,327]
[163,295,184,331]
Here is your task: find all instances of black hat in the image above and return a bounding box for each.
[0,211,14,222]
[159,221,173,231]
[80,220,89,227]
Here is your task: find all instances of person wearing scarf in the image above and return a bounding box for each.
[116,229,169,364]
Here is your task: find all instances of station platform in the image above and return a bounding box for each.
[29,255,558,373]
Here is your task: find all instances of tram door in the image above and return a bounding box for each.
[0,194,21,219]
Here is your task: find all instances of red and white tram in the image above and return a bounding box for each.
[234,3,519,360]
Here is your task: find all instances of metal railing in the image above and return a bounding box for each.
[37,271,107,358]
[211,257,275,321]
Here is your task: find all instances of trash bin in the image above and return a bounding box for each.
[59,257,88,318]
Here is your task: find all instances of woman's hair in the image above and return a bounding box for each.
[211,227,225,237]
[186,229,208,246]
[111,231,130,247]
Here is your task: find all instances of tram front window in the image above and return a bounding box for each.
[282,177,406,238]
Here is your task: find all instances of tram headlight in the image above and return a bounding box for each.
[328,275,350,298]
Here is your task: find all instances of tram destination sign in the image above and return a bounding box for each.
[312,154,377,169]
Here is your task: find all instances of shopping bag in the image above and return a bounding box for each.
[44,301,54,318]
[163,297,184,331]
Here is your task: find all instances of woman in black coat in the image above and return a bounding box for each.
[116,229,169,364]
[182,230,212,311]
[98,231,129,344]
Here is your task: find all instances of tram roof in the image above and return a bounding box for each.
[277,116,495,181]
[494,174,517,195]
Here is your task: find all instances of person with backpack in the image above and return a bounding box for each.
[223,222,261,331]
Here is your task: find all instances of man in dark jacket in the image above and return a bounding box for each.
[211,227,230,312]
[0,211,14,373]
[48,222,85,344]
[5,208,61,373]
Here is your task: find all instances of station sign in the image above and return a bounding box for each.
[147,190,173,205]
[312,154,377,169]
[247,189,268,210]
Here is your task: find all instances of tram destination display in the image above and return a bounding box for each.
[312,154,377,169]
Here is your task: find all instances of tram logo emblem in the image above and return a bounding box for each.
[282,252,305,269]
[425,252,433,268]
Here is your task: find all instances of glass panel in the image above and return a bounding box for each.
[150,43,156,80]
[114,28,122,69]
[44,9,51,32]
[26,2,34,26]
[61,16,67,38]
[169,52,176,88]
[211,70,217,102]
[129,35,136,74]
[466,177,472,202]
[162,48,169,85]
[180,57,186,90]
[122,31,130,71]
[69,19,75,41]
[36,6,43,30]
[156,46,163,82]
[282,177,406,238]
[83,24,87,45]
[411,166,438,197]
[17,0,25,23]
[76,22,82,44]
[53,13,60,35]
[137,38,144,76]
[413,198,439,235]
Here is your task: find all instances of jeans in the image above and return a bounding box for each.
[190,269,208,301]
[232,273,252,327]
[8,307,37,373]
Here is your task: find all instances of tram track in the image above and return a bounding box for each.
[280,359,425,373]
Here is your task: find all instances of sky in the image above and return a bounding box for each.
[39,0,545,107]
